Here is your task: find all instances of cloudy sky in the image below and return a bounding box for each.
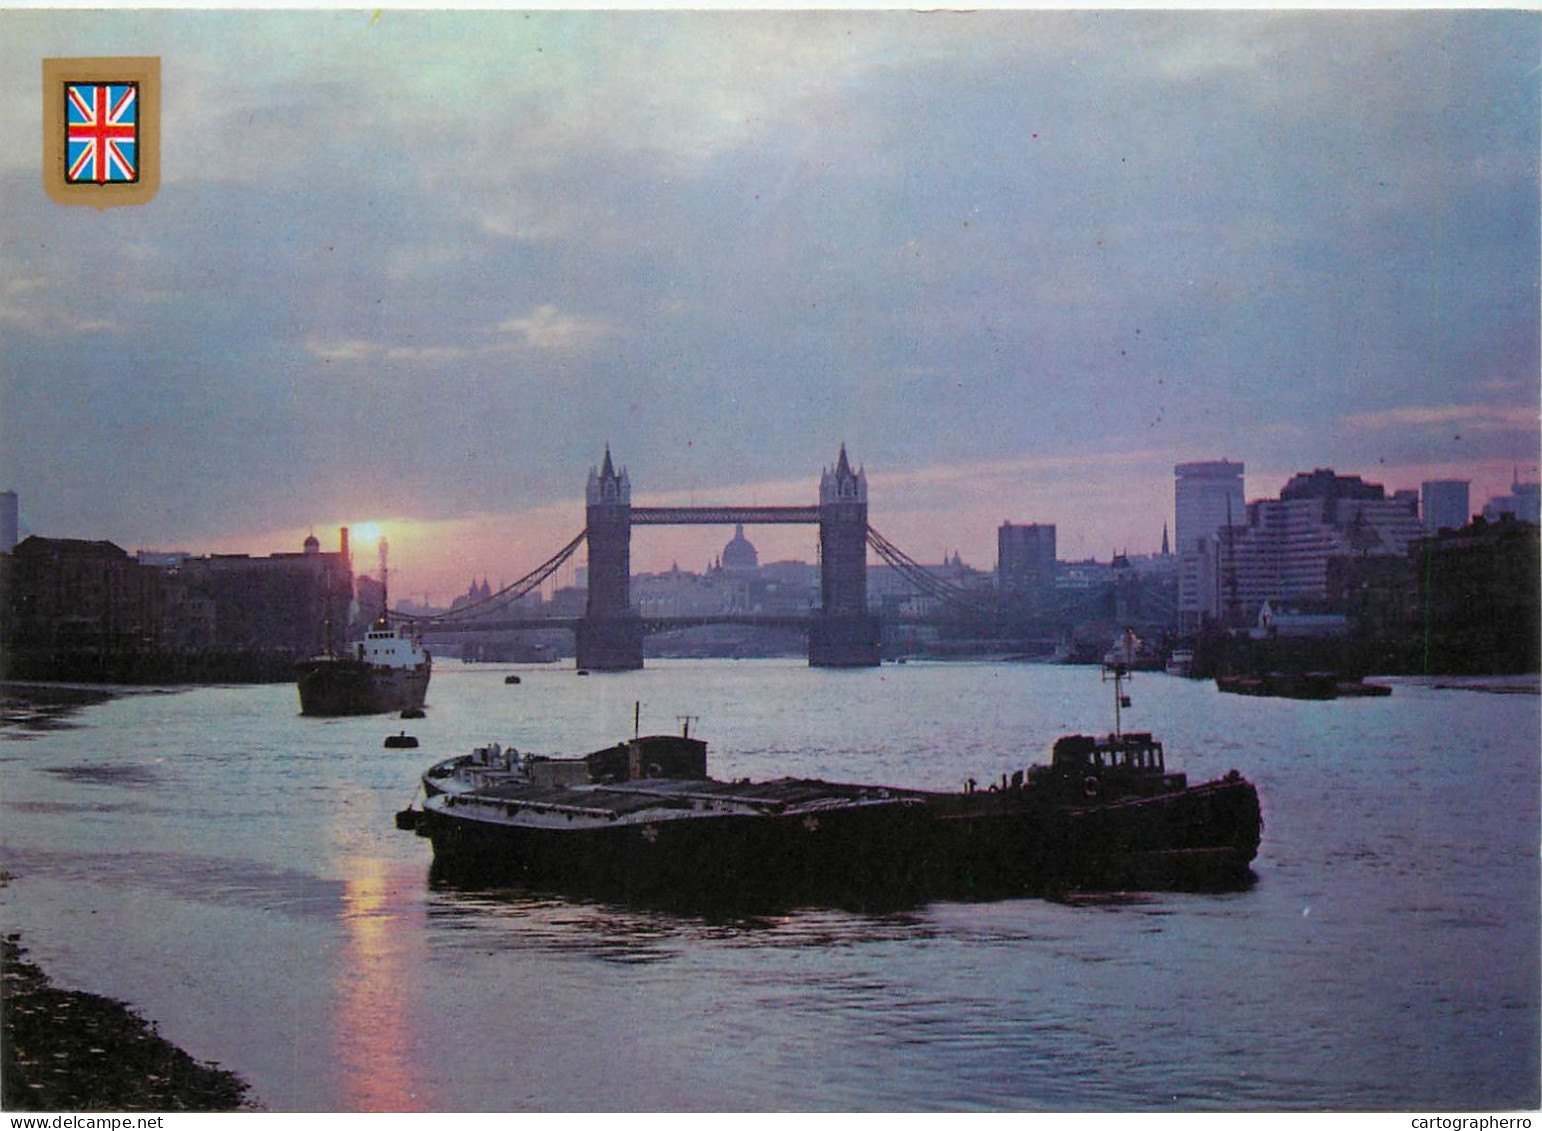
[2,9,1537,602]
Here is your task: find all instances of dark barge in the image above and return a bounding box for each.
[1217,672,1393,700]
[399,676,1261,908]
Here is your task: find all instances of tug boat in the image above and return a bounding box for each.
[398,671,1261,908]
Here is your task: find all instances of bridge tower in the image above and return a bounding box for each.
[576,447,644,670]
[810,444,881,667]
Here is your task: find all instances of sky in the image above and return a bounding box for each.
[2,8,1538,604]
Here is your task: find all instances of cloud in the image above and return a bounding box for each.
[302,337,487,366]
[1340,404,1539,434]
[495,305,611,353]
[0,276,119,336]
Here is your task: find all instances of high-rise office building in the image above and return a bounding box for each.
[998,522,1056,618]
[1175,461,1245,630]
[1175,461,1245,556]
[1421,480,1470,534]
[0,491,17,554]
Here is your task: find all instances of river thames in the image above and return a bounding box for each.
[1,660,1536,1112]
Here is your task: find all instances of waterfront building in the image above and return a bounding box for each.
[997,522,1056,621]
[1482,474,1541,525]
[1175,460,1245,631]
[166,530,353,657]
[1412,514,1539,673]
[1215,470,1423,625]
[4,537,162,673]
[1252,599,1350,640]
[1421,479,1471,534]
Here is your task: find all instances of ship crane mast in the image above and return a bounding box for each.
[377,536,389,627]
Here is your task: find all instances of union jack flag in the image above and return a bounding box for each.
[65,82,138,184]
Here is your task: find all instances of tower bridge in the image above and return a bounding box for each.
[579,444,878,669]
[402,444,999,670]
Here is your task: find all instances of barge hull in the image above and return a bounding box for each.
[419,796,932,907]
[420,776,1261,905]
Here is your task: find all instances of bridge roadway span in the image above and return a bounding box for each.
[630,505,820,525]
[418,613,817,635]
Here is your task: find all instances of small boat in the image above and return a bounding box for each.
[1164,648,1194,678]
[1216,671,1338,699]
[385,731,419,749]
[1103,628,1163,671]
[1335,678,1392,697]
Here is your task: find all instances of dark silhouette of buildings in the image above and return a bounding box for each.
[2,531,352,682]
[1412,515,1540,674]
[4,537,160,678]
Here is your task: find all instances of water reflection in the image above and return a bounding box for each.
[333,858,432,1111]
[0,686,114,740]
[423,878,960,965]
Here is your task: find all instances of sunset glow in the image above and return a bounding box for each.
[1,10,1533,611]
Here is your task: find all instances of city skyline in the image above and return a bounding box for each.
[3,10,1537,604]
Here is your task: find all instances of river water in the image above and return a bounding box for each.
[1,660,1536,1112]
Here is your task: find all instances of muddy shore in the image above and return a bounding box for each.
[1,934,252,1112]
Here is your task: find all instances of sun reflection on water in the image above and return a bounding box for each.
[334,857,432,1112]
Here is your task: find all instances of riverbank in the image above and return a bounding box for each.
[1,933,252,1112]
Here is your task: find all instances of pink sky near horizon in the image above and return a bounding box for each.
[216,453,1532,608]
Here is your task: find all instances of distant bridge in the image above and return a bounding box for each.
[417,612,819,637]
[397,446,1002,670]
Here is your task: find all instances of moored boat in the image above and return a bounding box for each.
[1216,671,1338,700]
[402,731,931,906]
[399,673,1262,907]
[1165,648,1194,677]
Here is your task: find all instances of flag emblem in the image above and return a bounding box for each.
[65,82,138,183]
[43,58,159,208]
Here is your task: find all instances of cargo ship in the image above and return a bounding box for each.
[295,536,431,717]
[295,617,432,716]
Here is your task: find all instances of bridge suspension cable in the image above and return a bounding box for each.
[395,529,589,626]
[865,526,999,617]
